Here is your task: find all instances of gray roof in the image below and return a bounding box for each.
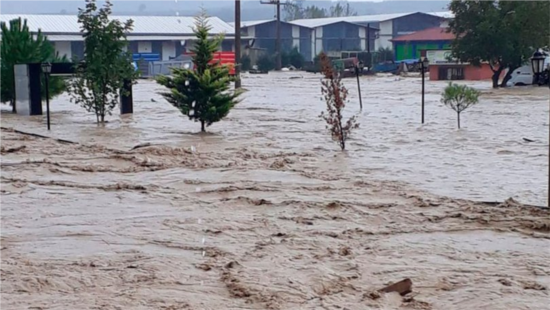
[427,11,454,19]
[290,11,447,28]
[0,14,235,36]
[229,19,311,29]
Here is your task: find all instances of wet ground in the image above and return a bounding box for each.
[1,72,549,309]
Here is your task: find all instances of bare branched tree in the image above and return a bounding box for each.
[319,53,359,151]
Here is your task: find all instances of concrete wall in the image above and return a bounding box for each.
[429,63,499,81]
[162,41,176,60]
[71,41,84,60]
[55,41,72,59]
[138,41,152,53]
[377,20,393,50]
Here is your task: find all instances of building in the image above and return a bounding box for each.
[426,49,500,81]
[391,25,497,81]
[291,12,446,51]
[231,19,313,61]
[391,27,453,61]
[288,19,378,60]
[0,14,236,61]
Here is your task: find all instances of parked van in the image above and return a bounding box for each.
[507,55,550,86]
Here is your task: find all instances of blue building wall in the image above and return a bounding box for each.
[300,27,312,61]
[322,22,361,51]
[246,21,312,61]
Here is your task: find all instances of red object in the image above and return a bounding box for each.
[391,27,454,42]
[185,51,236,75]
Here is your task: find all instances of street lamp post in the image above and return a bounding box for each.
[235,0,241,89]
[41,62,52,131]
[355,60,364,110]
[420,56,429,124]
[530,49,550,208]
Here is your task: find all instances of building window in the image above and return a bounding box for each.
[438,66,464,80]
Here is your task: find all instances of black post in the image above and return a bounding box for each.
[120,79,133,114]
[44,73,51,130]
[421,62,425,124]
[235,0,241,89]
[28,64,43,116]
[275,0,281,71]
[366,24,370,70]
[355,65,363,110]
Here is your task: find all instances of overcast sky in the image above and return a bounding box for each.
[0,1,450,22]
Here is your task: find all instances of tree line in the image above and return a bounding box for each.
[283,0,357,21]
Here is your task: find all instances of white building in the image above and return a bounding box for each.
[0,14,236,61]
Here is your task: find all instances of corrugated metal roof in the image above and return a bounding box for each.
[290,12,414,28]
[290,11,447,28]
[0,14,234,36]
[229,19,311,29]
[229,19,273,28]
[391,27,454,42]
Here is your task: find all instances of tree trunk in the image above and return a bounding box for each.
[457,112,461,129]
[491,67,504,88]
[11,98,16,113]
[500,67,513,87]
[201,120,206,132]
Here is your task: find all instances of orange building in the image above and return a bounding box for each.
[392,28,503,81]
[425,49,503,81]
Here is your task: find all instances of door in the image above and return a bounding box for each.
[438,66,464,80]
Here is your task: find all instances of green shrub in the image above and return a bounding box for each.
[257,53,275,72]
[441,82,480,129]
[241,54,251,71]
[288,47,305,68]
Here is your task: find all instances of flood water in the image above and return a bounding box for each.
[3,72,548,206]
[1,72,549,310]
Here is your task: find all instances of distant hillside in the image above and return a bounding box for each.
[0,0,451,22]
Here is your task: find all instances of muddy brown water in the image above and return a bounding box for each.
[1,72,549,309]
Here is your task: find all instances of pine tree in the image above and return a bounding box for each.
[68,0,137,124]
[157,11,241,132]
[1,18,67,112]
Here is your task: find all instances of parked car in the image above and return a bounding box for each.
[507,55,550,86]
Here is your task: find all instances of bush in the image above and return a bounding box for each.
[373,47,394,63]
[441,82,480,129]
[241,54,251,72]
[281,51,290,68]
[288,47,305,68]
[257,53,275,72]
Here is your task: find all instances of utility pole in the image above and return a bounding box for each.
[276,0,281,70]
[235,0,242,88]
[261,0,287,71]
